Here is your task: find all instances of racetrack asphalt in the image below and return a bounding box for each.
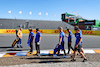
[0,34,100,52]
[0,34,100,67]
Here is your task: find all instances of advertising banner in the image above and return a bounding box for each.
[0,29,100,35]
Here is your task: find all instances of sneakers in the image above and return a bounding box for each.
[71,55,74,58]
[71,59,76,61]
[17,45,23,48]
[17,46,19,48]
[37,53,40,56]
[20,45,23,48]
[53,54,58,58]
[83,59,88,62]
[30,52,32,54]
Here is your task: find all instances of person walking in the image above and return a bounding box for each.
[66,29,74,54]
[17,28,23,48]
[53,27,67,58]
[35,28,41,56]
[28,28,34,54]
[71,27,87,62]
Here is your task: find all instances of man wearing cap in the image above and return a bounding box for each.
[74,26,85,56]
[35,28,41,56]
[66,29,74,54]
[71,27,87,62]
[28,28,34,54]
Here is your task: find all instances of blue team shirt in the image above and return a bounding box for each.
[79,30,83,43]
[75,31,82,45]
[79,30,82,34]
[59,32,65,43]
[68,31,73,42]
[28,32,34,42]
[35,32,41,42]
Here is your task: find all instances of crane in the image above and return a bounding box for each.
[73,11,85,19]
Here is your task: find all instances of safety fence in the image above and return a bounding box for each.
[0,29,100,35]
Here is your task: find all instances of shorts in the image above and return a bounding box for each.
[74,45,82,52]
[68,38,72,42]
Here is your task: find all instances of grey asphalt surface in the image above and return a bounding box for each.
[0,34,100,52]
[2,62,100,67]
[0,53,100,67]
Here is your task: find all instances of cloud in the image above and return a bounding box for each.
[19,11,22,14]
[39,12,41,15]
[46,13,48,16]
[8,11,11,13]
[29,12,32,15]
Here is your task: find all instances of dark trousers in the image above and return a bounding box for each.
[30,42,33,52]
[57,42,66,55]
[68,42,74,53]
[35,42,40,54]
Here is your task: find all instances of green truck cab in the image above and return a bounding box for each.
[61,12,100,30]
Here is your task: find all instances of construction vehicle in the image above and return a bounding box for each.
[61,11,100,30]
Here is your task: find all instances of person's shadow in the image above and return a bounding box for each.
[0,46,12,48]
[0,46,28,51]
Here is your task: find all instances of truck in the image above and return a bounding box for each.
[61,12,100,30]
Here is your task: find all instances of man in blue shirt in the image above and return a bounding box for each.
[74,26,85,56]
[53,27,67,58]
[71,27,87,62]
[35,28,41,56]
[28,28,34,54]
[66,29,74,54]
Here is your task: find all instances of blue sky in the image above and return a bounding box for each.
[0,0,100,21]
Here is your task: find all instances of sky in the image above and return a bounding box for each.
[0,0,100,21]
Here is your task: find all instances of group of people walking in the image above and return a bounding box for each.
[53,26,87,62]
[27,28,41,56]
[15,26,87,62]
[16,28,41,56]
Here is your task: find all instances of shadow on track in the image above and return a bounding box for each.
[38,61,66,63]
[26,57,60,60]
[0,46,12,48]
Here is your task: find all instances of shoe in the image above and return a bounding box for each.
[38,54,40,56]
[37,53,40,56]
[71,59,76,61]
[62,55,67,58]
[83,59,87,62]
[81,56,83,58]
[71,55,74,58]
[30,52,32,54]
[17,46,19,48]
[20,46,23,48]
[53,54,58,58]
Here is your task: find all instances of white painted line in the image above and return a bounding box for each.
[0,53,6,57]
[40,50,49,54]
[15,52,28,56]
[0,49,98,57]
[84,49,95,53]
